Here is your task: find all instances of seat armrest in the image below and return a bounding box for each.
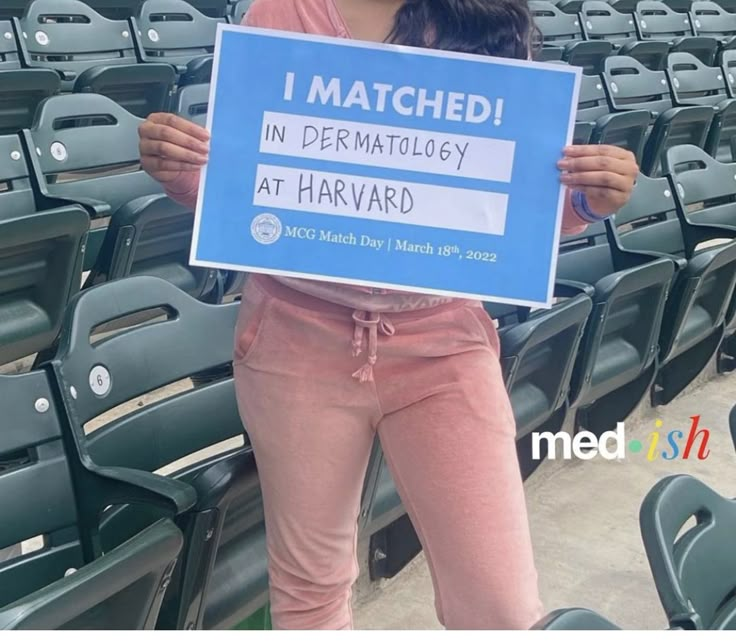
[93,465,197,515]
[555,279,595,298]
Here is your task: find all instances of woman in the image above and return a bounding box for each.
[138,0,638,630]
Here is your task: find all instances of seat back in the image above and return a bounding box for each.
[0,134,88,364]
[665,144,736,232]
[530,1,584,43]
[603,54,673,115]
[0,69,60,136]
[24,93,161,216]
[721,49,736,98]
[636,0,695,39]
[489,294,593,438]
[134,0,222,70]
[17,0,139,91]
[533,607,622,629]
[557,222,673,412]
[640,475,736,630]
[667,51,731,106]
[613,172,687,258]
[690,1,736,39]
[174,82,210,126]
[0,19,21,69]
[0,370,82,609]
[578,72,611,121]
[581,1,638,44]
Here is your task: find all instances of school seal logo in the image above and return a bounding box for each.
[251,213,282,245]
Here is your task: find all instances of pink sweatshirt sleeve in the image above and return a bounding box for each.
[162,0,305,209]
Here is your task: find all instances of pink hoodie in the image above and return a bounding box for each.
[165,0,588,311]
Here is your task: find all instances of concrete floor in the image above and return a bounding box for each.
[352,368,736,630]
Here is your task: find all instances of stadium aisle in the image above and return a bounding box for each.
[352,370,736,630]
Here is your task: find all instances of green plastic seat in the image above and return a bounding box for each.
[635,1,719,65]
[557,221,675,433]
[0,133,88,365]
[602,54,715,175]
[529,1,614,73]
[666,52,736,161]
[663,144,736,371]
[0,368,183,629]
[484,290,593,478]
[582,1,672,69]
[533,607,622,629]
[48,275,264,629]
[611,169,736,404]
[641,474,736,629]
[690,1,736,49]
[15,0,175,117]
[23,93,218,300]
[721,49,736,98]
[174,83,210,128]
[577,72,651,161]
[132,0,225,85]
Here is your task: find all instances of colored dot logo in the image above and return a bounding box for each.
[628,439,643,453]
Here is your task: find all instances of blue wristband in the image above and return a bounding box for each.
[571,190,607,223]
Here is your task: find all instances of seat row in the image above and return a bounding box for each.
[571,51,736,175]
[0,0,231,134]
[0,0,252,20]
[533,0,736,71]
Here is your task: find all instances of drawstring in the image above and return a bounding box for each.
[351,311,395,383]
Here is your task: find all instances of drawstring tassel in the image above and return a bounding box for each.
[352,356,377,383]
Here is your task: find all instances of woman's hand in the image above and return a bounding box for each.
[138,113,210,185]
[557,145,639,217]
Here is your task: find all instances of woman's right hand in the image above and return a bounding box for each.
[138,113,210,186]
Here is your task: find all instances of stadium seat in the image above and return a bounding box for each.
[22,93,218,300]
[0,134,88,366]
[46,275,263,629]
[665,52,736,161]
[530,1,613,72]
[580,1,671,69]
[602,55,715,175]
[635,1,719,65]
[577,72,651,159]
[533,608,622,629]
[132,0,224,85]
[0,69,60,136]
[229,0,253,23]
[485,291,593,446]
[556,222,674,433]
[663,144,736,372]
[15,0,175,118]
[721,49,736,97]
[0,20,61,134]
[690,1,736,50]
[640,474,736,629]
[611,169,736,404]
[662,0,696,11]
[0,368,184,629]
[174,82,210,127]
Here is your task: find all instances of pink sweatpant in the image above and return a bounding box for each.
[232,275,544,630]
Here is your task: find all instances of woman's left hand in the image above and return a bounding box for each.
[557,144,639,217]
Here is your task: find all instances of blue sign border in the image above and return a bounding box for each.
[191,24,582,307]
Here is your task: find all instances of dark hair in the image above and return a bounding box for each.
[388,0,539,60]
